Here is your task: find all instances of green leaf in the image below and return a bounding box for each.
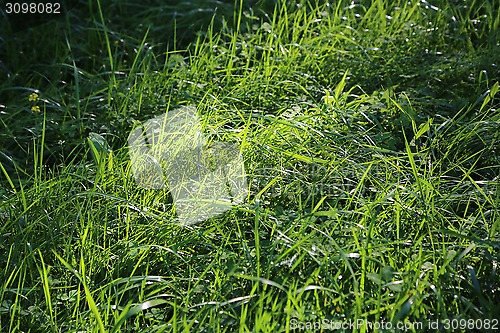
[111,298,170,333]
[87,132,111,165]
[393,296,415,323]
[414,118,433,140]
[366,272,382,285]
[480,81,499,112]
[381,265,395,282]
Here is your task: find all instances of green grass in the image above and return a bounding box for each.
[1,0,499,332]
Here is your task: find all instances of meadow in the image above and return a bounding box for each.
[0,0,499,331]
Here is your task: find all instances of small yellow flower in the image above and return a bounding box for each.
[31,106,41,113]
[29,93,39,102]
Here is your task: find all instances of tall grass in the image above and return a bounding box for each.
[1,0,499,331]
